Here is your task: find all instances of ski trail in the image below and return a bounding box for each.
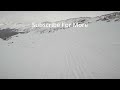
[67,48,84,79]
[63,42,94,79]
[71,46,94,78]
[71,40,98,79]
[71,39,94,78]
[64,47,77,79]
[67,48,80,79]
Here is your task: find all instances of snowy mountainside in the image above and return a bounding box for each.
[0,12,120,79]
[0,12,120,41]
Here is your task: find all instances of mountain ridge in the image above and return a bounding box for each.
[0,12,120,40]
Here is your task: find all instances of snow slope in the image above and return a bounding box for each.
[0,12,120,79]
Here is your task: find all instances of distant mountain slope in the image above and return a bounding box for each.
[96,12,120,22]
[0,12,120,41]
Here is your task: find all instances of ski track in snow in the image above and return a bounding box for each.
[1,23,120,79]
[0,13,120,79]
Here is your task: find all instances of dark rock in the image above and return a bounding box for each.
[0,28,24,40]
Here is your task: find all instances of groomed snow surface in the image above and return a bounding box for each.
[0,22,120,79]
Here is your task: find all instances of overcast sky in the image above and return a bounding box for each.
[0,11,117,23]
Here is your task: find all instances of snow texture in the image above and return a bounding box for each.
[0,12,120,79]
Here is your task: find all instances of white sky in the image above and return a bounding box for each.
[0,11,117,23]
